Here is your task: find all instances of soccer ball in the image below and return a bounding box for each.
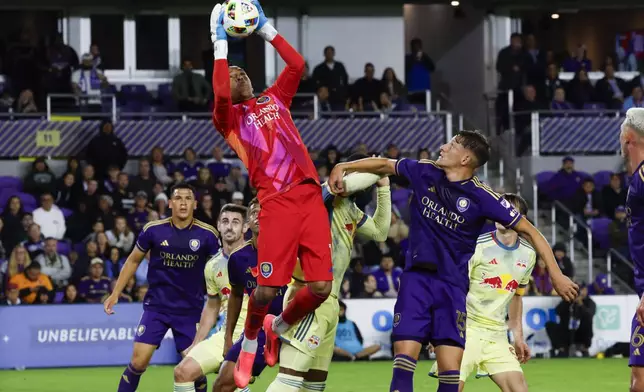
[222,0,260,38]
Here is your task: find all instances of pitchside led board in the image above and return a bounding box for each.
[0,296,636,369]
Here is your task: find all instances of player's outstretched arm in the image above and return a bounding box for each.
[192,296,222,348]
[509,295,530,363]
[210,4,234,132]
[329,158,397,194]
[513,218,578,301]
[252,0,305,105]
[103,247,146,315]
[356,177,392,242]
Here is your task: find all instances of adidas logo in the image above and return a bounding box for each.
[488,259,498,265]
[428,186,436,193]
[160,240,169,246]
[636,348,641,356]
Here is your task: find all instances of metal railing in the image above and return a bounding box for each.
[549,200,593,282]
[606,248,635,290]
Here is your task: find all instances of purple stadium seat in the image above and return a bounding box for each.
[73,242,85,255]
[577,171,592,182]
[593,170,614,190]
[57,241,71,256]
[23,205,35,213]
[591,217,613,249]
[120,84,151,113]
[583,102,607,117]
[535,171,556,188]
[157,83,177,112]
[54,291,64,303]
[61,207,73,218]
[0,176,22,191]
[17,192,37,208]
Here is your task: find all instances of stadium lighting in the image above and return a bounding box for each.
[451,1,460,6]
[551,13,560,19]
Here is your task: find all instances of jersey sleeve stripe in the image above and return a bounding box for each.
[472,177,500,200]
[135,243,148,253]
[142,217,172,232]
[357,213,368,228]
[518,238,535,251]
[229,241,252,257]
[193,220,220,237]
[419,159,439,167]
[639,165,644,182]
[394,159,404,176]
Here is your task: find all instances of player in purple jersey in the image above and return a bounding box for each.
[214,197,287,392]
[329,130,577,392]
[104,183,220,392]
[618,108,644,391]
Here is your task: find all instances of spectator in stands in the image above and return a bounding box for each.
[22,223,44,260]
[1,196,26,254]
[333,301,381,361]
[24,157,56,198]
[417,148,431,160]
[85,120,128,180]
[496,33,525,94]
[566,69,596,109]
[83,220,104,244]
[313,46,349,110]
[196,193,217,226]
[595,64,627,110]
[46,33,79,94]
[172,58,210,112]
[352,63,383,112]
[316,164,329,183]
[96,195,116,231]
[193,167,216,197]
[112,172,134,214]
[316,86,344,112]
[104,246,123,280]
[177,147,204,183]
[623,86,644,111]
[151,147,173,186]
[129,159,155,201]
[71,241,97,285]
[66,202,92,244]
[381,67,407,109]
[77,258,110,304]
[21,213,33,234]
[66,156,82,181]
[110,279,134,303]
[545,284,595,357]
[34,286,51,304]
[524,34,547,87]
[62,283,83,304]
[609,206,629,255]
[56,172,76,210]
[340,279,351,299]
[553,243,575,279]
[358,274,383,298]
[572,178,602,223]
[102,165,120,194]
[4,245,31,282]
[513,85,545,156]
[35,237,71,288]
[562,45,592,73]
[529,259,556,295]
[292,62,317,113]
[206,147,232,179]
[135,284,149,302]
[9,261,53,304]
[541,63,565,103]
[172,170,186,187]
[5,27,46,109]
[106,216,135,254]
[71,53,109,112]
[74,164,95,202]
[90,43,103,71]
[128,191,151,234]
[602,173,627,217]
[81,179,101,220]
[545,156,585,204]
[405,38,435,103]
[212,177,232,210]
[551,87,574,111]
[15,89,38,113]
[226,165,249,196]
[152,183,169,218]
[349,258,366,298]
[372,254,401,298]
[3,283,21,306]
[231,191,244,206]
[96,232,111,259]
[322,146,341,173]
[588,273,615,295]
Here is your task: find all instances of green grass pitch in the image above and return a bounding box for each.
[0,358,630,391]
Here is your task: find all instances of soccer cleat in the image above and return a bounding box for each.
[234,349,256,389]
[263,314,280,367]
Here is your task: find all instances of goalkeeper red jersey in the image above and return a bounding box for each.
[211,35,319,202]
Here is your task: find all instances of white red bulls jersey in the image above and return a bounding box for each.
[205,247,248,334]
[467,231,536,332]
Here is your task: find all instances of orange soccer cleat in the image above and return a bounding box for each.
[263,314,281,367]
[234,349,256,388]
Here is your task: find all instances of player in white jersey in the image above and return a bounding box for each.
[265,155,392,392]
[429,193,536,392]
[174,204,250,391]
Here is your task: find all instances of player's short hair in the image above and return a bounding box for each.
[346,153,369,162]
[622,108,644,137]
[169,182,196,197]
[219,204,248,220]
[501,193,528,216]
[455,130,490,168]
[249,197,259,209]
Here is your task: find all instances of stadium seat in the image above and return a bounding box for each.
[534,171,556,188]
[582,102,607,116]
[120,84,151,114]
[591,217,612,250]
[57,241,71,256]
[73,242,86,255]
[0,176,22,191]
[593,170,614,189]
[60,207,73,218]
[17,192,37,209]
[577,171,592,181]
[54,291,65,303]
[157,83,177,112]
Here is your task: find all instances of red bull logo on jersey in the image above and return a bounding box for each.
[515,260,527,269]
[480,273,520,294]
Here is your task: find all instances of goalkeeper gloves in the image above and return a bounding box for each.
[210,3,227,43]
[250,0,268,30]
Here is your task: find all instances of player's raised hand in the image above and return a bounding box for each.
[513,340,531,364]
[103,293,118,315]
[329,164,347,194]
[210,3,227,43]
[250,0,268,29]
[551,273,578,302]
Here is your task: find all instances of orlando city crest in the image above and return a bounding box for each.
[189,239,200,251]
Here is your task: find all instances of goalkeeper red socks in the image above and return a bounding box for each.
[274,286,327,333]
[243,293,270,341]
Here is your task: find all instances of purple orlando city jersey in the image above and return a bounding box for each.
[628,160,644,296]
[227,241,286,315]
[395,159,522,292]
[136,218,220,315]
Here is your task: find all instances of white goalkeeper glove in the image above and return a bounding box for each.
[210,3,227,43]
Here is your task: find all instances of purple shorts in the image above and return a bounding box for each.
[630,313,644,367]
[224,330,268,377]
[391,269,467,348]
[133,310,200,353]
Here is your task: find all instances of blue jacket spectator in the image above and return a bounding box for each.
[405,38,435,94]
[206,147,232,179]
[623,86,644,111]
[372,254,402,297]
[544,156,586,203]
[176,147,204,183]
